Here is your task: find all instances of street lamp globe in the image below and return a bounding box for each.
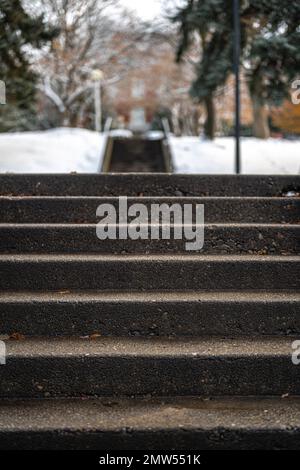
[91,69,104,82]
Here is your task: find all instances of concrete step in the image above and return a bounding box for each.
[0,254,299,291]
[1,224,299,255]
[0,196,299,224]
[107,137,168,172]
[0,291,299,337]
[0,396,299,450]
[0,337,299,398]
[1,174,299,197]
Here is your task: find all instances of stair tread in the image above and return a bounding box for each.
[1,195,298,224]
[0,290,299,302]
[0,396,299,431]
[2,254,298,291]
[1,195,297,200]
[1,174,299,197]
[1,253,299,261]
[1,222,299,227]
[3,336,295,357]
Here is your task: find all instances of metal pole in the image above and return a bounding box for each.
[233,0,241,174]
[94,80,102,133]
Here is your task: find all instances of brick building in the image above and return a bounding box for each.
[103,30,199,133]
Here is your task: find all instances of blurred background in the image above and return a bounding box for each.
[0,0,299,174]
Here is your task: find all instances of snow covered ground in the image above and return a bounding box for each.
[0,128,299,174]
[170,136,300,175]
[0,128,105,173]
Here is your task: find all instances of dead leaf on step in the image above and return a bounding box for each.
[89,333,101,340]
[80,333,102,340]
[57,290,71,295]
[9,332,25,341]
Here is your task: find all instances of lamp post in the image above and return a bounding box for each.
[233,0,241,174]
[91,69,104,133]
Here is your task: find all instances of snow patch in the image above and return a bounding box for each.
[170,136,300,175]
[0,130,299,174]
[109,129,133,138]
[0,128,105,173]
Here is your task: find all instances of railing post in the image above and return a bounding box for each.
[233,0,241,174]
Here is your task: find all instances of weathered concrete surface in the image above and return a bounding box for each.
[0,254,299,291]
[0,291,299,337]
[0,196,299,223]
[0,396,299,450]
[0,224,299,254]
[0,174,299,197]
[0,337,299,398]
[0,173,299,450]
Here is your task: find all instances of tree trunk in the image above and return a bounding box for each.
[204,95,216,139]
[252,98,270,139]
[251,76,270,139]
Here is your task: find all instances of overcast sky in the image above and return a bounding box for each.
[120,0,163,19]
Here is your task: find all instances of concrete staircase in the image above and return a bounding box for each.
[102,137,172,173]
[0,174,299,450]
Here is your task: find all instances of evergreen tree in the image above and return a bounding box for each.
[173,0,300,139]
[245,1,300,138]
[0,0,58,131]
[173,0,237,139]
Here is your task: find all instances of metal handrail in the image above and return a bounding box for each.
[161,118,174,173]
[98,117,114,173]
